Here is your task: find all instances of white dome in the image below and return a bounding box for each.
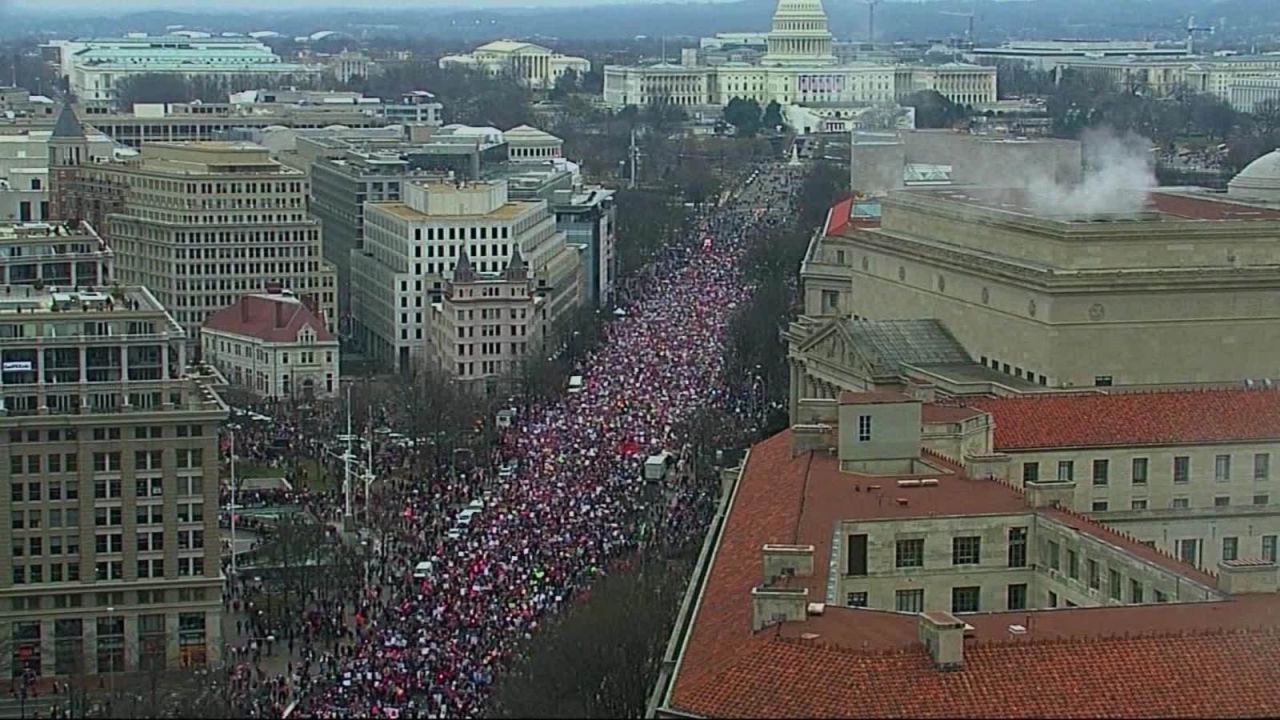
[1228,148,1280,202]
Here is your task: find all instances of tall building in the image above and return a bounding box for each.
[1,106,122,225]
[649,393,1280,718]
[0,283,227,678]
[44,36,322,106]
[352,178,581,372]
[427,250,547,393]
[602,0,995,111]
[59,141,337,345]
[438,40,590,90]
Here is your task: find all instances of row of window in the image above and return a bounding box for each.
[1090,493,1271,512]
[847,528,1028,575]
[11,502,203,530]
[845,584,1031,614]
[10,449,205,476]
[7,587,208,612]
[1025,453,1272,485]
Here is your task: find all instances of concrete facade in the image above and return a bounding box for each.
[0,220,112,288]
[439,40,589,91]
[0,284,227,678]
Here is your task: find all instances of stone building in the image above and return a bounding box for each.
[438,40,590,91]
[0,283,227,678]
[0,219,112,288]
[648,392,1280,718]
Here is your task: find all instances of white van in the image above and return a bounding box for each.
[567,375,584,393]
[412,561,432,580]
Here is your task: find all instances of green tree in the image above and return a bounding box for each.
[551,68,580,100]
[723,97,763,137]
[762,100,784,131]
[902,90,966,129]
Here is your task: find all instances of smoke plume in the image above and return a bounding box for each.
[1024,127,1157,217]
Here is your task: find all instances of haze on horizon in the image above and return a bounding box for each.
[5,0,747,13]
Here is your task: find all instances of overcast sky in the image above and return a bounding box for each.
[4,0,738,11]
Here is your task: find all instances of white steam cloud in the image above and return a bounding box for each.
[1024,127,1157,217]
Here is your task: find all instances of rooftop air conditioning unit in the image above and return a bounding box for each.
[920,478,940,487]
[897,479,921,488]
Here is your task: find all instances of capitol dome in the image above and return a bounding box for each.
[1228,149,1280,203]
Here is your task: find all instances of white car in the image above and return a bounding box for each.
[455,508,480,527]
[445,528,463,541]
[412,561,432,580]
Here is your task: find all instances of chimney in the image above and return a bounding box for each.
[1217,559,1279,594]
[791,423,834,457]
[751,586,808,632]
[917,611,965,670]
[762,544,814,584]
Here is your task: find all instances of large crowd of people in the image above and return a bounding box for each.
[216,162,801,719]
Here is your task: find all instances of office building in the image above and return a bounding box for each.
[970,40,1193,71]
[1,107,122,224]
[352,178,581,372]
[439,41,590,90]
[1055,55,1280,110]
[649,392,1280,718]
[426,250,546,393]
[788,184,1280,395]
[56,139,337,345]
[44,35,322,106]
[0,219,112,288]
[201,287,339,400]
[0,283,228,678]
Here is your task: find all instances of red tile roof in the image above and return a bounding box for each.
[921,403,986,424]
[823,196,853,236]
[839,390,918,405]
[967,388,1280,450]
[665,428,1280,719]
[677,629,1280,718]
[1150,191,1280,220]
[203,293,333,344]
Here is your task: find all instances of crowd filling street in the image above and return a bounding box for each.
[215,162,802,719]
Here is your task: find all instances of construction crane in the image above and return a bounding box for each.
[940,10,976,44]
[1185,15,1215,56]
[861,0,881,45]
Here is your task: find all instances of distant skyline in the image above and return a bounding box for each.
[6,0,746,12]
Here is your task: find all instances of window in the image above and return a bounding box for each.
[1007,527,1027,568]
[846,534,868,576]
[1087,559,1100,590]
[1154,590,1168,603]
[895,589,924,613]
[1092,500,1109,512]
[1131,457,1149,484]
[1057,460,1074,483]
[1047,540,1060,571]
[1215,496,1230,507]
[857,415,872,442]
[1131,499,1148,510]
[1094,376,1113,387]
[1022,462,1039,484]
[1173,456,1190,483]
[1263,536,1277,563]
[1068,550,1079,580]
[1130,579,1144,604]
[1007,583,1027,610]
[952,536,981,565]
[1255,453,1270,481]
[1222,537,1239,562]
[1047,591,1058,608]
[895,538,924,568]
[1092,459,1109,486]
[1176,538,1200,567]
[951,586,980,613]
[1215,454,1232,481]
[1108,569,1122,600]
[846,592,868,608]
[1172,497,1190,509]
[1256,494,1271,506]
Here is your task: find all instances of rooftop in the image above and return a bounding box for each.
[203,291,332,344]
[0,284,161,317]
[901,187,1280,223]
[967,388,1280,450]
[664,429,1280,718]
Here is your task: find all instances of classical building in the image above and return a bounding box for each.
[0,283,228,678]
[0,219,112,287]
[438,40,590,90]
[201,288,339,400]
[55,138,337,345]
[426,250,546,393]
[970,39,1193,71]
[789,184,1280,396]
[602,0,995,112]
[648,392,1280,718]
[1227,148,1280,205]
[953,388,1280,568]
[1055,55,1280,110]
[44,35,322,106]
[504,125,563,162]
[352,178,581,372]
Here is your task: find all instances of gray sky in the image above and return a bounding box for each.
[5,0,731,10]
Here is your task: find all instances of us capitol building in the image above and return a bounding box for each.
[602,0,996,118]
